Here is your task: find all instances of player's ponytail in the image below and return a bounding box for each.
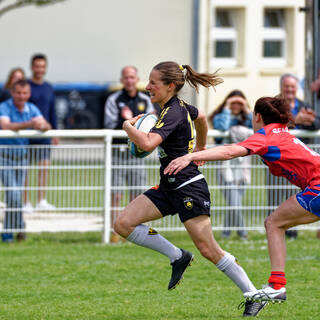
[153,61,223,94]
[254,97,295,127]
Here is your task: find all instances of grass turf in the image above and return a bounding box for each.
[0,231,319,319]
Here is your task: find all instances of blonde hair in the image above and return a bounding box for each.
[4,68,25,90]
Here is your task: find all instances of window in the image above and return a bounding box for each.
[211,9,238,67]
[262,9,286,67]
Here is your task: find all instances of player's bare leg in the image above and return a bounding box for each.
[244,195,320,302]
[184,215,256,292]
[114,195,189,289]
[185,215,267,316]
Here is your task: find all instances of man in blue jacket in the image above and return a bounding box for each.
[25,53,59,212]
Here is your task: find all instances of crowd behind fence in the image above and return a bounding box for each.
[0,129,319,243]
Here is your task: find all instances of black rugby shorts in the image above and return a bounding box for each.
[144,179,211,223]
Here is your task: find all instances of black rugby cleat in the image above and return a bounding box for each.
[239,299,268,317]
[168,249,194,290]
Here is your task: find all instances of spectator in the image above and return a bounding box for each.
[208,90,252,240]
[0,68,25,103]
[280,73,320,131]
[0,68,25,209]
[0,80,51,242]
[268,73,320,239]
[24,53,59,213]
[104,66,155,243]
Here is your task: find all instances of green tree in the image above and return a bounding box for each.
[0,0,66,18]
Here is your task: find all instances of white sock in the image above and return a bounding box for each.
[216,252,256,293]
[127,224,182,262]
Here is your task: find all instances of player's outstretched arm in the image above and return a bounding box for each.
[164,144,248,175]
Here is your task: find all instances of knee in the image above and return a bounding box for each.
[113,213,131,237]
[264,215,285,231]
[264,215,272,231]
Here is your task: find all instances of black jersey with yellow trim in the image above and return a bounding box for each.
[150,95,202,189]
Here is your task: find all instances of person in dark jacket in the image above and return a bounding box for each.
[104,66,155,243]
[24,53,59,213]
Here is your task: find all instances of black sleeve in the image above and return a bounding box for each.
[185,104,199,121]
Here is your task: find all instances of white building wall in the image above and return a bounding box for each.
[198,0,306,115]
[0,0,307,114]
[0,0,193,86]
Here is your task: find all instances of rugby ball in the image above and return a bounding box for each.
[129,113,158,158]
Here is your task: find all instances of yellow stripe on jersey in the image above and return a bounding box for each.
[186,109,194,153]
[155,107,170,129]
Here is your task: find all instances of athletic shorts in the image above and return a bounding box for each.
[144,178,211,223]
[296,184,320,217]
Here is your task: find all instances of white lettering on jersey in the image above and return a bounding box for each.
[293,138,320,157]
[272,127,289,133]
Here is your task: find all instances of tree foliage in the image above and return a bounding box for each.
[0,0,66,18]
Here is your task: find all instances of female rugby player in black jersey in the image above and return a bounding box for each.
[114,61,265,317]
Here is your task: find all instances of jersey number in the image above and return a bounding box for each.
[293,138,320,157]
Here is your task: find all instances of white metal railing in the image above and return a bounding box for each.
[0,129,319,243]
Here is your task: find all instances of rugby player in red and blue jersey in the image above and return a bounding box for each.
[165,96,320,304]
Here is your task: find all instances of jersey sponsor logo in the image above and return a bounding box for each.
[137,102,146,112]
[296,195,308,210]
[148,227,158,235]
[178,99,185,107]
[203,200,210,207]
[183,197,193,210]
[168,177,175,183]
[281,168,298,183]
[157,146,167,158]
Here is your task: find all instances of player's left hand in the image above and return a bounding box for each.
[123,114,145,130]
[164,154,192,175]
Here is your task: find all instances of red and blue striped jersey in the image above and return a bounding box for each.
[238,123,320,190]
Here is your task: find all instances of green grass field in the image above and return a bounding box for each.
[0,231,319,319]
